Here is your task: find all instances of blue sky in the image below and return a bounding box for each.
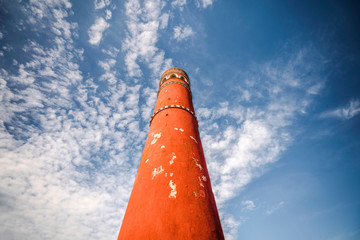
[0,0,359,239]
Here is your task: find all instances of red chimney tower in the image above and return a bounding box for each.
[118,68,225,239]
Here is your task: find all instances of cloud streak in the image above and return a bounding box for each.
[320,99,360,120]
[172,0,187,10]
[197,0,214,8]
[173,25,194,42]
[198,46,327,207]
[241,200,256,211]
[266,201,285,215]
[0,1,147,239]
[88,17,110,46]
[122,0,172,77]
[94,0,111,10]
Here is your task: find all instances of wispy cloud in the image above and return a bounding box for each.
[266,201,285,215]
[94,0,111,10]
[173,25,194,42]
[172,0,187,10]
[122,0,172,78]
[221,213,245,240]
[196,0,214,8]
[197,46,327,208]
[105,9,112,20]
[0,1,146,239]
[320,99,360,120]
[88,17,110,46]
[192,45,328,238]
[101,46,120,57]
[241,200,256,211]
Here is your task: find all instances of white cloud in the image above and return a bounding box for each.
[196,0,213,8]
[122,0,172,77]
[320,99,360,120]
[173,25,194,41]
[307,82,323,95]
[28,1,75,40]
[0,1,148,239]
[194,45,328,237]
[101,46,120,57]
[240,89,251,101]
[172,0,186,10]
[141,86,157,121]
[241,200,256,211]
[159,13,169,29]
[105,9,112,20]
[198,46,327,208]
[98,58,118,84]
[221,214,244,240]
[88,17,109,46]
[266,201,285,215]
[94,0,111,10]
[99,58,116,71]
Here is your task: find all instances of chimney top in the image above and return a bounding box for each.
[160,68,189,82]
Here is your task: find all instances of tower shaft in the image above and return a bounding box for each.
[118,68,224,239]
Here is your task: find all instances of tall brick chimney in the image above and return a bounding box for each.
[118,68,224,239]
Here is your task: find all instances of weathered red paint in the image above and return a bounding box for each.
[118,68,225,240]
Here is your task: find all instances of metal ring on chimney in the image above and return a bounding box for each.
[161,68,189,81]
[160,70,190,85]
[157,81,192,97]
[160,74,190,87]
[149,105,198,126]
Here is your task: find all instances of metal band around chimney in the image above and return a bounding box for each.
[161,70,190,83]
[161,68,189,81]
[149,105,198,126]
[157,81,192,97]
[160,74,190,87]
